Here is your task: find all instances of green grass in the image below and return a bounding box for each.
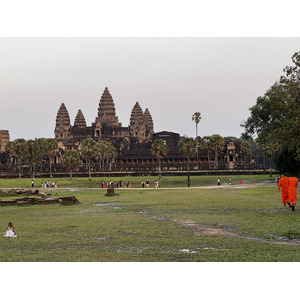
[0,174,274,189]
[0,175,298,262]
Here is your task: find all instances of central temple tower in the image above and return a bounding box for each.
[96,87,119,127]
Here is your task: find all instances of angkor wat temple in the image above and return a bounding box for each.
[0,87,256,176]
[52,87,253,173]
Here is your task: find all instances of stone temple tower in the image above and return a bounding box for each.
[55,103,71,140]
[96,87,119,127]
[74,109,87,128]
[129,102,147,140]
[144,108,154,138]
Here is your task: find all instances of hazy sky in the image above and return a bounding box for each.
[1,37,299,141]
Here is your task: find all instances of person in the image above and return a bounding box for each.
[41,179,44,188]
[142,181,145,188]
[31,180,34,188]
[4,222,17,238]
[229,177,232,185]
[288,176,299,211]
[55,181,58,188]
[146,179,150,187]
[119,180,123,188]
[278,173,289,207]
[217,178,221,186]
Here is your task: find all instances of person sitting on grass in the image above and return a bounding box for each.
[4,222,17,238]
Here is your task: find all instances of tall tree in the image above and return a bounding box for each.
[94,140,111,171]
[192,112,201,138]
[81,138,96,180]
[192,112,201,168]
[242,51,300,176]
[45,138,58,178]
[106,143,117,171]
[200,136,212,169]
[151,139,168,180]
[209,134,225,170]
[180,137,197,187]
[5,139,27,178]
[240,140,252,163]
[62,149,81,180]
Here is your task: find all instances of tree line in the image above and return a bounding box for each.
[241,51,300,176]
[5,137,117,180]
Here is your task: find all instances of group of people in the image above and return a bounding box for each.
[217,178,243,186]
[40,179,58,188]
[278,173,299,211]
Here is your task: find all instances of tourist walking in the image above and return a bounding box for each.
[229,177,232,185]
[146,179,150,187]
[278,173,289,207]
[288,176,299,211]
[31,180,34,188]
[217,178,221,186]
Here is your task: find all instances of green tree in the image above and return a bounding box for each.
[81,138,96,180]
[45,138,58,178]
[192,112,201,138]
[210,134,225,170]
[200,136,212,169]
[5,138,27,178]
[62,149,81,180]
[241,140,252,163]
[242,51,300,176]
[106,143,117,171]
[95,140,109,171]
[151,139,168,180]
[26,139,44,178]
[192,112,201,167]
[180,137,197,187]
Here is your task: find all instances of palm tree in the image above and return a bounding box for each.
[210,134,225,170]
[106,144,117,171]
[200,136,212,169]
[6,138,27,178]
[62,149,81,180]
[180,137,197,187]
[45,138,58,178]
[192,112,201,168]
[81,138,96,180]
[151,139,168,180]
[94,141,109,171]
[192,112,201,138]
[241,140,252,163]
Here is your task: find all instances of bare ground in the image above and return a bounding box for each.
[173,219,300,247]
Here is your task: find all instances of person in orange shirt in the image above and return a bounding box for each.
[288,176,299,211]
[278,173,289,207]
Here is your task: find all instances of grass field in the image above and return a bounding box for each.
[0,175,299,262]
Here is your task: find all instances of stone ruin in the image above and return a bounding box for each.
[0,130,10,152]
[0,189,80,206]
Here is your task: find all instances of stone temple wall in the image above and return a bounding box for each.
[0,130,10,152]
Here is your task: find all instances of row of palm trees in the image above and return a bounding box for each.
[5,137,117,180]
[5,138,58,178]
[63,138,117,180]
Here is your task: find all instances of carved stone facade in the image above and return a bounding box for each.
[54,87,154,152]
[0,130,10,152]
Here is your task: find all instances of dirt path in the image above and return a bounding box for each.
[173,219,300,247]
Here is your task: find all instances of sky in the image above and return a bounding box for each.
[1,37,300,141]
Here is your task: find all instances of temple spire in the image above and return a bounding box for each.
[74,109,87,128]
[97,87,119,127]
